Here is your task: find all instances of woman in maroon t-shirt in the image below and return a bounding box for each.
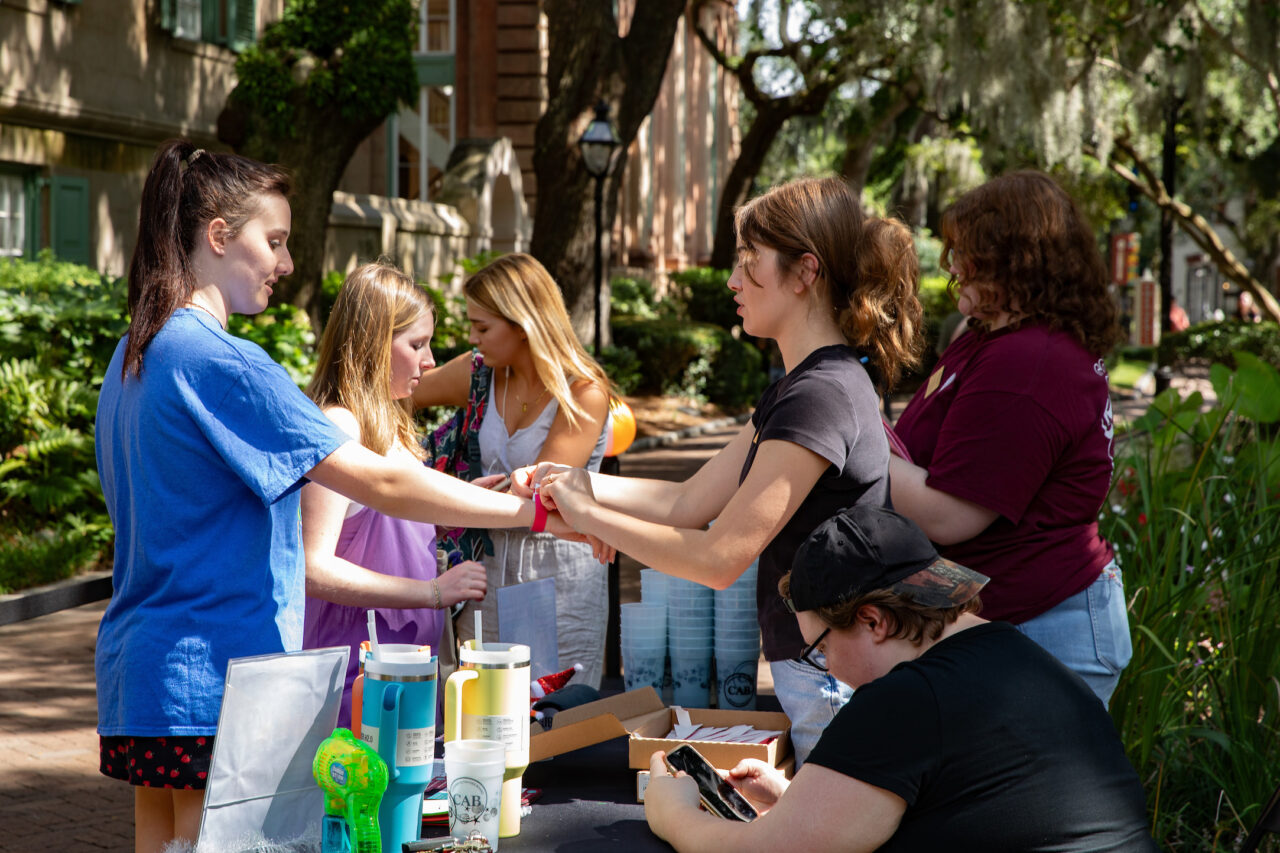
[891,171,1132,706]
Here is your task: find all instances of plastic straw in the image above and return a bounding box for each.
[474,609,483,651]
[366,610,380,661]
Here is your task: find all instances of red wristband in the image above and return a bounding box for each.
[530,489,548,533]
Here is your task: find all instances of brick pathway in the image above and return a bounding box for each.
[0,599,132,851]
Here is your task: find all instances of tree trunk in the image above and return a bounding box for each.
[841,80,921,195]
[707,103,794,270]
[531,0,686,346]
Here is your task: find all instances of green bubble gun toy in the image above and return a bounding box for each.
[313,728,390,853]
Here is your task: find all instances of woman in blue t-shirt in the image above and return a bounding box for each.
[94,140,595,853]
[520,177,924,766]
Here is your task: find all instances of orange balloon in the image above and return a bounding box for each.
[605,398,636,457]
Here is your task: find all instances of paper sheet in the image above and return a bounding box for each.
[196,647,348,853]
[497,577,559,679]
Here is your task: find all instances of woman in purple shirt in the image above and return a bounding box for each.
[891,171,1130,705]
[301,262,492,726]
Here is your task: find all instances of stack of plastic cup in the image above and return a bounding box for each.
[713,560,760,710]
[620,602,667,693]
[638,569,672,701]
[666,576,715,707]
[639,568,668,610]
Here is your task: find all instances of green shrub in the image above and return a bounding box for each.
[612,316,765,407]
[704,334,766,408]
[610,275,659,319]
[1103,352,1280,849]
[0,254,125,588]
[668,267,737,329]
[598,345,643,395]
[1158,320,1280,372]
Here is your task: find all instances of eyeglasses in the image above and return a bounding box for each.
[797,627,831,672]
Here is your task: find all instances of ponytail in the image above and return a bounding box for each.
[122,139,292,378]
[835,217,924,393]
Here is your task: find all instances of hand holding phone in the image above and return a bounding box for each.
[663,745,759,822]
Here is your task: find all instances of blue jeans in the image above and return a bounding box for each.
[769,657,853,768]
[1015,562,1133,707]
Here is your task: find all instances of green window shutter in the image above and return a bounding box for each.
[24,174,40,259]
[49,176,91,266]
[202,0,224,46]
[229,0,256,50]
[160,0,176,33]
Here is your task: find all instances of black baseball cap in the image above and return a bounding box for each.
[786,505,989,612]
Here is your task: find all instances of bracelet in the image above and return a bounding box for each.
[432,579,443,610]
[530,488,548,534]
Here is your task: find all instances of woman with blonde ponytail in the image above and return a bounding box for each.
[413,253,613,688]
[521,177,924,766]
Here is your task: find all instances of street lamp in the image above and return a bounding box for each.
[578,101,621,356]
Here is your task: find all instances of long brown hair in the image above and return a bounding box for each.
[734,177,924,392]
[124,139,291,377]
[940,171,1122,357]
[307,261,431,459]
[464,253,612,429]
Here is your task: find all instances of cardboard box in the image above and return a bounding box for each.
[627,706,791,773]
[529,686,668,763]
[528,687,791,774]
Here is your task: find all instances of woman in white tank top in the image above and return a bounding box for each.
[414,253,613,687]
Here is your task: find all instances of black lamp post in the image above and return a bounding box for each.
[578,101,621,356]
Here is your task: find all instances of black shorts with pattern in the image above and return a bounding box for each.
[99,735,215,789]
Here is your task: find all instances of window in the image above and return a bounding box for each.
[161,0,257,51]
[0,173,26,259]
[390,0,455,201]
[0,171,90,264]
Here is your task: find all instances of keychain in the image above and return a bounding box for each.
[401,830,494,853]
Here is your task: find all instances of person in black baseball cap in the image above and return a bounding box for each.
[645,504,1159,853]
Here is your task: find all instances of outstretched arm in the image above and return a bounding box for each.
[539,437,830,589]
[516,421,757,529]
[301,407,489,607]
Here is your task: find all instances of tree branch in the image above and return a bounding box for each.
[1103,139,1280,324]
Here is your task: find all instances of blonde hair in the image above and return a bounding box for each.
[464,253,611,428]
[307,261,431,459]
[734,177,924,392]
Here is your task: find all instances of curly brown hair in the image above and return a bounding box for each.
[940,171,1122,357]
[734,177,924,392]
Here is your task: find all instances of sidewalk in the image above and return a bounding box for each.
[0,425,745,853]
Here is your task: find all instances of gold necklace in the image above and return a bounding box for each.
[506,367,548,415]
[185,301,225,328]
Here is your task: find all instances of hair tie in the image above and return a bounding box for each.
[179,149,205,175]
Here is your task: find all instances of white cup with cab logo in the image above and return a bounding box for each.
[444,738,506,850]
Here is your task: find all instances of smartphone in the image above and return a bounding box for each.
[663,744,759,822]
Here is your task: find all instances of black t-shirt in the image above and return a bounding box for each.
[741,344,888,660]
[807,622,1159,852]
